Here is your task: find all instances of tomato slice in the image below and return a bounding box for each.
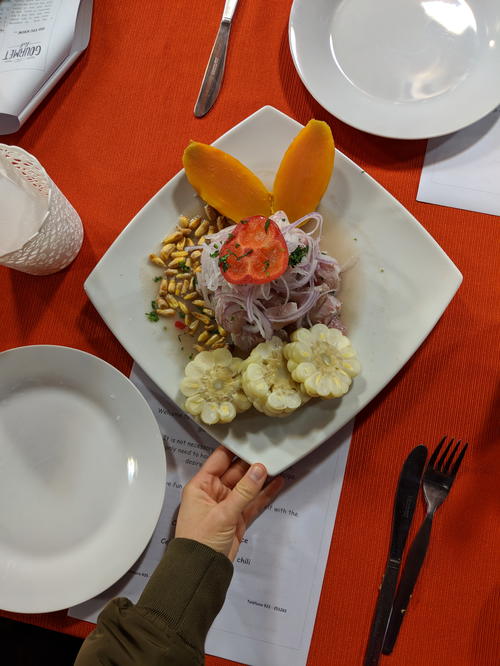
[217,216,289,285]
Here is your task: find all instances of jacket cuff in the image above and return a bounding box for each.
[137,538,233,653]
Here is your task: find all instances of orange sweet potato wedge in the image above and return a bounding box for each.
[182,142,273,222]
[273,119,334,222]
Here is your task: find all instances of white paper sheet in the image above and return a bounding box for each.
[417,106,500,217]
[69,363,353,666]
[0,0,93,134]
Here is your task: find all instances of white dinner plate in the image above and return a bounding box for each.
[85,106,462,475]
[289,0,500,139]
[0,345,166,613]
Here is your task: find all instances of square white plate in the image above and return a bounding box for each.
[85,106,462,475]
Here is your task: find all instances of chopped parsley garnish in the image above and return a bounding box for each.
[227,233,235,241]
[178,261,190,273]
[288,245,309,267]
[146,310,159,322]
[151,300,158,310]
[235,243,240,248]
[263,259,270,270]
[153,275,162,282]
[264,218,271,233]
[210,249,219,258]
[219,249,253,272]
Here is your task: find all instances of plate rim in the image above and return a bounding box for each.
[0,344,166,613]
[84,105,463,475]
[288,0,500,139]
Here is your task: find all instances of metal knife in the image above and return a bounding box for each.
[363,445,427,666]
[194,0,239,118]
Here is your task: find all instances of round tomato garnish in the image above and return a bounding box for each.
[218,216,289,285]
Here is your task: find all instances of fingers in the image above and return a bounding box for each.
[242,476,285,528]
[221,458,250,489]
[199,445,235,477]
[223,463,268,518]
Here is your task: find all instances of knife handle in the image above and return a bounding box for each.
[363,560,400,666]
[382,513,434,654]
[194,21,231,118]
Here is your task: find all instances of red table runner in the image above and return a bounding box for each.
[1,2,499,664]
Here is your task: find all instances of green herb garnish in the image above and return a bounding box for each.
[288,245,308,267]
[210,249,219,258]
[264,218,271,233]
[178,261,190,273]
[146,310,159,322]
[153,276,162,282]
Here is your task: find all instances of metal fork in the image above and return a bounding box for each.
[382,436,468,654]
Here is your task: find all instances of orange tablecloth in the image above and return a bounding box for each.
[1,2,499,664]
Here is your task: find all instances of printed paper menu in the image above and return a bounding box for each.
[69,364,353,666]
[0,0,93,134]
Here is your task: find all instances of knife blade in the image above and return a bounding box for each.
[363,444,427,666]
[194,0,239,118]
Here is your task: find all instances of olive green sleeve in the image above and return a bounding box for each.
[74,538,233,666]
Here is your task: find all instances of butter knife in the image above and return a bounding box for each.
[363,445,427,666]
[194,0,239,118]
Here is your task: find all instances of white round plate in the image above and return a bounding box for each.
[0,345,166,613]
[289,0,500,139]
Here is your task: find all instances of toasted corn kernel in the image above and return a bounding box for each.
[168,279,176,294]
[190,250,201,260]
[156,297,168,308]
[194,220,209,238]
[189,216,201,230]
[188,320,200,332]
[193,312,211,325]
[168,257,185,268]
[178,301,189,315]
[217,216,225,231]
[185,237,194,247]
[208,225,216,235]
[175,282,182,296]
[149,254,166,267]
[198,235,206,244]
[184,291,198,301]
[203,308,214,317]
[157,308,175,317]
[165,268,177,276]
[184,313,191,326]
[217,325,227,336]
[197,331,209,343]
[204,204,217,221]
[193,299,205,308]
[181,280,190,295]
[205,334,220,347]
[161,242,175,255]
[178,215,189,228]
[166,295,179,309]
[176,238,187,250]
[194,344,205,352]
[162,231,182,244]
[159,279,169,295]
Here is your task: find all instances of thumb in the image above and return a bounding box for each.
[224,463,268,518]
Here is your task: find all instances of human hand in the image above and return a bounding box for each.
[175,446,284,561]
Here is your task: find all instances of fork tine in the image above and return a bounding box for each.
[428,435,447,468]
[442,440,461,474]
[436,437,454,471]
[450,442,468,477]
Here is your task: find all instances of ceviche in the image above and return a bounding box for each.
[147,120,360,424]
